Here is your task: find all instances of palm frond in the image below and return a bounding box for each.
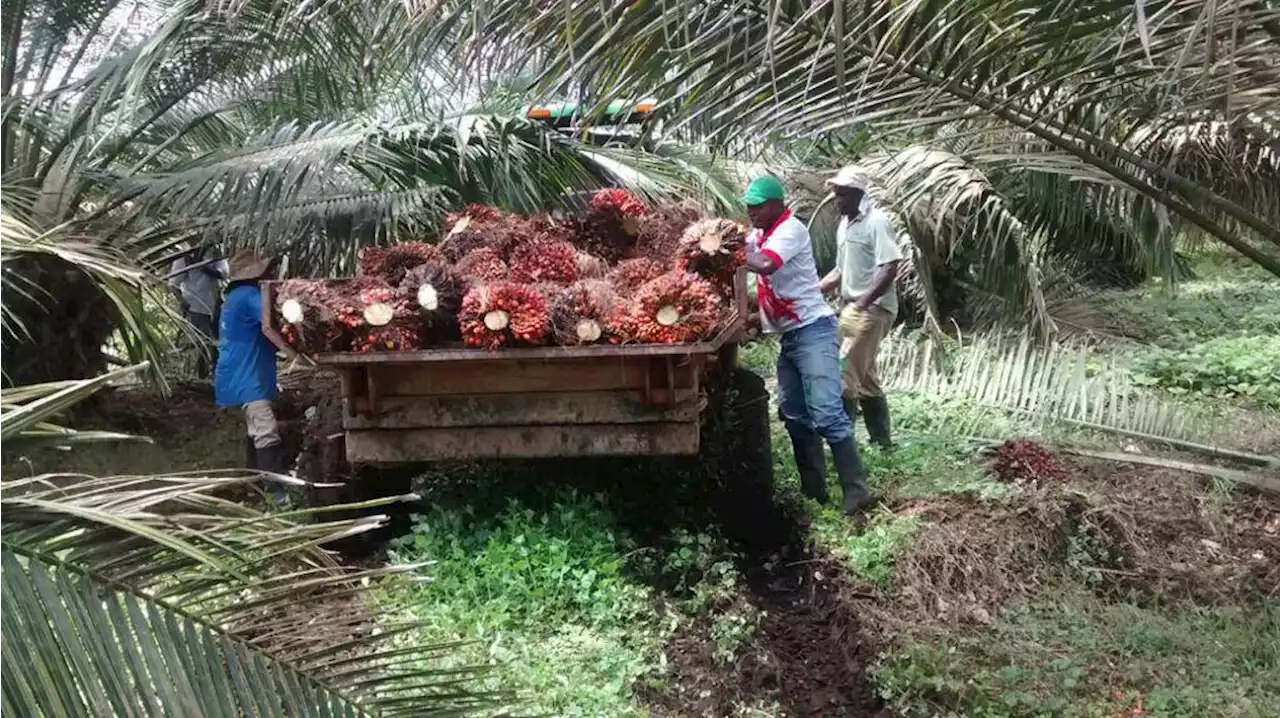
[0,361,150,445]
[881,331,1279,468]
[461,0,1280,275]
[1,190,177,384]
[1,472,505,716]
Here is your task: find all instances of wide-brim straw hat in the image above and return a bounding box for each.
[227,250,273,282]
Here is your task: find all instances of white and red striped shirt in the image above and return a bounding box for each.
[748,210,833,334]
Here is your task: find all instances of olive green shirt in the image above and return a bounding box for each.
[835,201,903,316]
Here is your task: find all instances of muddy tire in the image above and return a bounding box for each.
[294,395,417,557]
[708,366,788,555]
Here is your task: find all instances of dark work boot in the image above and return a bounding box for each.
[860,396,894,450]
[243,436,258,470]
[830,437,876,516]
[254,444,292,508]
[785,421,829,504]
[842,396,859,424]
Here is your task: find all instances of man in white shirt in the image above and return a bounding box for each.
[169,246,230,377]
[819,167,902,449]
[742,175,875,515]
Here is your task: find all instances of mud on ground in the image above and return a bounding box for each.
[642,550,888,718]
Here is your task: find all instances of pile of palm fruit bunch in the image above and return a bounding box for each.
[270,189,746,353]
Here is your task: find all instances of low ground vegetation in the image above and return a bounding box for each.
[8,250,1277,716]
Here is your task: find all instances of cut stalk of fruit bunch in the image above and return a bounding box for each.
[363,303,395,326]
[576,319,602,342]
[655,305,680,327]
[417,283,439,311]
[484,310,510,331]
[281,298,304,324]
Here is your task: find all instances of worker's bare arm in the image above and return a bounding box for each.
[819,268,841,295]
[856,260,900,309]
[746,250,780,275]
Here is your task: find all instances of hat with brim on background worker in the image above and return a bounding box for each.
[741,175,786,206]
[227,250,273,282]
[825,166,871,191]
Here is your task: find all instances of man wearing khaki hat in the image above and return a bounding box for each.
[216,250,289,507]
[820,167,902,449]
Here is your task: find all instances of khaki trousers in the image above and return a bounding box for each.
[838,304,895,399]
[243,400,280,450]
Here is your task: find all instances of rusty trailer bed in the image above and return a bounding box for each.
[262,270,749,464]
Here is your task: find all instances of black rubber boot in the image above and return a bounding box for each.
[860,396,894,450]
[785,421,829,504]
[243,436,258,470]
[842,396,859,423]
[254,444,292,508]
[830,437,876,515]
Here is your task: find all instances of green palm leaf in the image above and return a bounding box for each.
[461,0,1280,275]
[1,472,506,716]
[881,331,1279,469]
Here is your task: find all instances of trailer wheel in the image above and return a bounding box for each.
[294,395,417,557]
[707,366,788,555]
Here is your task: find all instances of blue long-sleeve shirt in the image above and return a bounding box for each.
[214,284,277,407]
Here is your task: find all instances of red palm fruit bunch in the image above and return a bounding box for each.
[438,230,489,262]
[347,278,425,352]
[575,251,608,279]
[602,300,640,344]
[439,204,513,259]
[583,188,647,262]
[990,439,1067,484]
[637,201,701,260]
[509,239,580,285]
[350,277,414,328]
[675,218,747,293]
[550,280,618,345]
[351,323,425,352]
[456,246,509,282]
[358,242,442,284]
[459,282,550,349]
[275,279,363,353]
[607,257,667,293]
[628,271,722,344]
[590,188,647,218]
[444,203,501,228]
[400,260,466,342]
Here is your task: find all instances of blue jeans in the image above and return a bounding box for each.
[776,315,854,443]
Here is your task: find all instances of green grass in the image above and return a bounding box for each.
[1129,334,1280,409]
[378,487,760,716]
[1099,252,1280,412]
[873,589,1280,718]
[1098,257,1280,350]
[812,510,921,587]
[381,491,664,716]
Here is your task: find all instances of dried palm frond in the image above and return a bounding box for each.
[881,332,1277,469]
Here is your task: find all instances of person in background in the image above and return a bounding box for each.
[169,246,229,378]
[741,175,876,516]
[216,250,290,507]
[819,167,902,449]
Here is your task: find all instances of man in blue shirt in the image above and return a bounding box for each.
[216,250,289,506]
